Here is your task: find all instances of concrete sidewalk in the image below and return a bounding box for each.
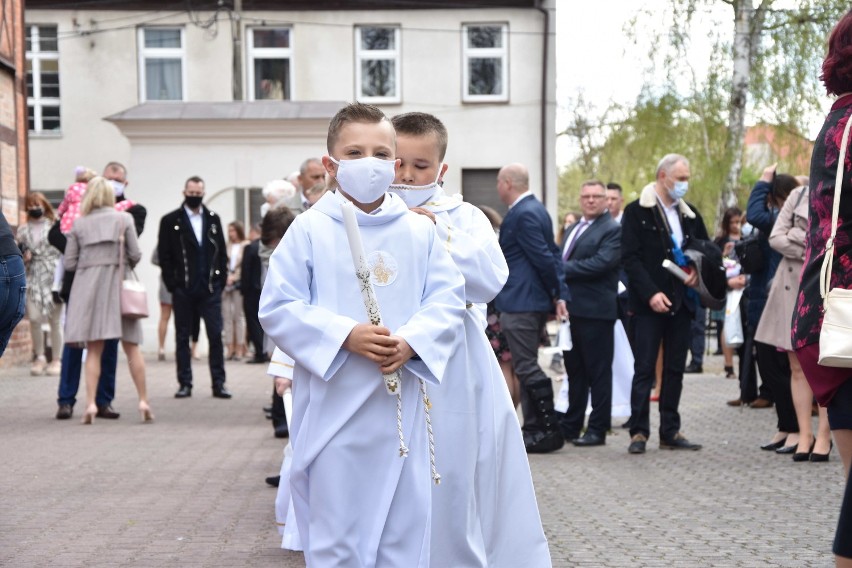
[0,353,843,567]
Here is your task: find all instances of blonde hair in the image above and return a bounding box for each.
[81,176,116,215]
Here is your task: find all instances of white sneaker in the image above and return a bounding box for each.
[45,360,62,376]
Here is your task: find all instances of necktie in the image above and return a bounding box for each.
[563,221,589,260]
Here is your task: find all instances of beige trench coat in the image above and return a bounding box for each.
[754,186,809,350]
[64,208,143,344]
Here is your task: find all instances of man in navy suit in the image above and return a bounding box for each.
[558,181,621,447]
[494,163,570,454]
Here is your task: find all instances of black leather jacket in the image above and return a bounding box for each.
[157,205,227,294]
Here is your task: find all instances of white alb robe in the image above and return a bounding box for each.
[259,191,465,568]
[405,188,552,568]
[266,349,302,551]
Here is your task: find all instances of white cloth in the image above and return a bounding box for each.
[258,190,465,568]
[183,205,203,244]
[610,320,633,417]
[422,188,551,568]
[267,347,302,550]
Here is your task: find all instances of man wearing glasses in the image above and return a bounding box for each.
[557,181,622,447]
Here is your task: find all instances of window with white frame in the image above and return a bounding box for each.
[138,27,185,102]
[355,26,400,103]
[26,25,60,134]
[248,28,292,101]
[462,24,508,103]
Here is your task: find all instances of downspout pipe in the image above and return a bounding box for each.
[536,2,550,209]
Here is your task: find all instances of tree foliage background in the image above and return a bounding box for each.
[558,0,850,231]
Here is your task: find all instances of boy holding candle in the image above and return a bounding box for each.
[388,112,552,567]
[259,103,465,567]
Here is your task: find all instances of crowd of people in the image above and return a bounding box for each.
[1,8,851,567]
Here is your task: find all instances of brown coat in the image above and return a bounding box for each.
[64,208,143,344]
[754,186,809,350]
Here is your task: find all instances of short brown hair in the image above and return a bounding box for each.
[391,112,449,161]
[103,161,127,181]
[185,175,205,189]
[260,206,296,247]
[326,102,391,153]
[580,180,606,191]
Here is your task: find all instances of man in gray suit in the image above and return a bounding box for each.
[558,180,621,446]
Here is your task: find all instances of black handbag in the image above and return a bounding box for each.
[734,234,766,274]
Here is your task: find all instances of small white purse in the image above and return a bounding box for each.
[818,115,852,367]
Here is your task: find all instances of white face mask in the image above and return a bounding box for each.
[109,179,126,197]
[388,164,443,208]
[329,156,395,204]
[668,180,688,200]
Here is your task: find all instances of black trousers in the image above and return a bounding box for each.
[629,308,691,441]
[243,290,264,358]
[500,311,552,434]
[559,317,614,437]
[740,324,774,403]
[173,286,226,390]
[755,340,797,433]
[271,387,287,429]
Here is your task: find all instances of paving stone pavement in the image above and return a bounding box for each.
[0,353,844,567]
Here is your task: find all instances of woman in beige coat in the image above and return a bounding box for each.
[64,177,153,424]
[756,184,831,461]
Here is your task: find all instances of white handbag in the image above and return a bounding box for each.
[818,115,852,367]
[118,217,149,320]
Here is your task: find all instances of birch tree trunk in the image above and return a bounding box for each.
[720,0,770,221]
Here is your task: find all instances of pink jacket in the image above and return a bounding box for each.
[57,182,136,234]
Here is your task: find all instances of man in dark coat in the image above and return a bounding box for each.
[157,176,230,399]
[621,154,707,454]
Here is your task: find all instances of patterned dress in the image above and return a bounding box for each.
[792,94,852,352]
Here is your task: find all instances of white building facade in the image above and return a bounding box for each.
[25,0,556,352]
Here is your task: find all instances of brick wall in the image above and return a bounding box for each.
[1,320,31,367]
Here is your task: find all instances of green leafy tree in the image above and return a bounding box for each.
[645,0,848,211]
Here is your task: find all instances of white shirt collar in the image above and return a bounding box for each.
[508,190,533,209]
[184,204,203,217]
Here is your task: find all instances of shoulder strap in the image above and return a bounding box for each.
[118,214,126,277]
[820,115,852,299]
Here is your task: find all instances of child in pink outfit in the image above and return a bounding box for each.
[57,167,135,233]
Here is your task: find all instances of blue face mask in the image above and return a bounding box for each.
[668,180,688,200]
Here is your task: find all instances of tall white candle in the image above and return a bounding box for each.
[340,200,401,396]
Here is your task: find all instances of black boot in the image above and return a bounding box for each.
[524,378,564,454]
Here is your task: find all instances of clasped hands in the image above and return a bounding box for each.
[343,323,415,374]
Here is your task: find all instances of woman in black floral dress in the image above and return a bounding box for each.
[791,10,852,564]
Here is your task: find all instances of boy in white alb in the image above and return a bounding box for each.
[387,112,552,568]
[258,103,465,567]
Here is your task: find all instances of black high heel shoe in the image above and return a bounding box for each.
[810,441,833,462]
[776,440,799,454]
[792,438,816,462]
[760,437,787,451]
